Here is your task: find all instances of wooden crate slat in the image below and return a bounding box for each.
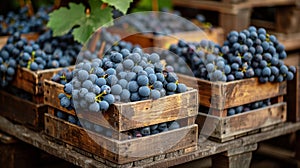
[178,74,287,113]
[44,80,76,115]
[197,102,287,142]
[0,90,47,130]
[12,66,74,95]
[44,113,198,164]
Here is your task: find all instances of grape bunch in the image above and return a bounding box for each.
[221,26,295,83]
[0,6,49,35]
[227,98,272,116]
[59,46,187,114]
[129,120,181,138]
[55,110,81,127]
[0,32,21,87]
[165,26,296,83]
[51,68,73,85]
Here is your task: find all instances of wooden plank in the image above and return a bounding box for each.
[44,113,198,164]
[197,102,287,142]
[212,152,252,168]
[44,80,198,132]
[178,74,287,113]
[0,90,47,130]
[220,8,251,36]
[44,80,76,115]
[286,66,300,122]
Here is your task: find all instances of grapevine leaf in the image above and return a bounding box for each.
[101,0,133,14]
[47,3,85,36]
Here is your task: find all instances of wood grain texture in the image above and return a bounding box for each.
[44,80,198,132]
[0,90,47,130]
[197,102,287,142]
[12,66,73,95]
[178,74,287,115]
[44,80,76,116]
[44,113,198,164]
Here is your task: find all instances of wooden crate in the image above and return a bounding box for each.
[172,0,300,41]
[0,90,47,130]
[12,66,73,96]
[178,74,286,117]
[44,79,199,132]
[44,113,198,164]
[108,27,224,48]
[197,102,287,142]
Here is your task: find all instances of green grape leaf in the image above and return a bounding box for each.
[47,3,85,36]
[47,0,113,44]
[102,0,133,14]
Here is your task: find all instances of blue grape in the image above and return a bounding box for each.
[60,97,71,108]
[89,102,100,112]
[99,101,109,111]
[68,115,77,124]
[227,109,235,116]
[111,84,122,95]
[103,94,115,105]
[262,67,271,77]
[128,81,139,92]
[137,75,149,86]
[166,82,177,92]
[286,72,294,81]
[138,86,150,97]
[120,89,130,101]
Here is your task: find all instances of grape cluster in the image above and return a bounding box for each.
[0,6,49,35]
[51,68,73,85]
[165,26,296,83]
[227,98,272,116]
[55,110,81,127]
[0,33,20,87]
[59,46,187,114]
[221,26,295,83]
[129,120,180,138]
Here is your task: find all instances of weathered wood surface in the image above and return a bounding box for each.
[178,74,286,115]
[12,66,73,95]
[197,102,287,142]
[0,115,300,167]
[45,113,198,164]
[0,90,47,130]
[44,80,198,132]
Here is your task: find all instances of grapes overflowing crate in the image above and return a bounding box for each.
[0,89,47,130]
[0,33,40,49]
[178,75,287,142]
[44,113,198,164]
[11,67,74,100]
[44,79,199,132]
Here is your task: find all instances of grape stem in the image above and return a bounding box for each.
[95,90,107,102]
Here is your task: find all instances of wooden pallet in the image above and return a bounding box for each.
[44,79,199,132]
[172,0,300,42]
[178,74,286,117]
[44,113,198,164]
[197,102,287,142]
[0,90,47,130]
[11,66,74,96]
[108,27,224,48]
